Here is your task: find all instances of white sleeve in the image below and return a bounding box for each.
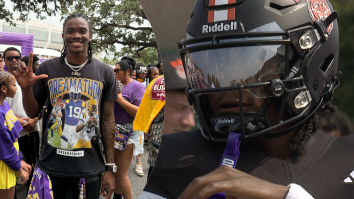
[138,191,167,199]
[285,183,314,199]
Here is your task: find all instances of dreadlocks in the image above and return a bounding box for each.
[60,13,93,64]
[290,102,337,155]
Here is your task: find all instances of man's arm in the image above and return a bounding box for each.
[100,100,115,199]
[13,53,47,118]
[22,87,41,118]
[101,100,115,163]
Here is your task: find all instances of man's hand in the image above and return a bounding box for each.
[178,166,289,199]
[22,117,38,132]
[13,52,48,89]
[100,171,115,199]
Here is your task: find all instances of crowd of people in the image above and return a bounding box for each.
[2,1,354,199]
[0,13,171,199]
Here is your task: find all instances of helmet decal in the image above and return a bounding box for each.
[170,59,186,79]
[207,0,236,23]
[307,0,333,34]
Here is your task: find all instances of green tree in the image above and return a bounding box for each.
[100,57,117,66]
[117,46,158,65]
[60,0,158,63]
[330,0,354,122]
[0,0,62,25]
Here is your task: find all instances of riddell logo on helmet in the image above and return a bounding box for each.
[287,65,300,79]
[218,118,235,124]
[202,22,238,33]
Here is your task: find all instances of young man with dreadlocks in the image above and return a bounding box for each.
[141,0,354,199]
[14,13,117,199]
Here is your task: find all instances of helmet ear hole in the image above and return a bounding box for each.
[320,54,334,73]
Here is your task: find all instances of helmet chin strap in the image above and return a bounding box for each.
[208,132,241,199]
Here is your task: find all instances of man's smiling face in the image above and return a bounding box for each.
[62,17,92,56]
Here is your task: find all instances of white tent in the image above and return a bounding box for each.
[0,44,60,57]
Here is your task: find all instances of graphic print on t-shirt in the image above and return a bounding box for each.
[47,77,103,151]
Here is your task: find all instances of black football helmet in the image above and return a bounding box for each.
[178,0,340,142]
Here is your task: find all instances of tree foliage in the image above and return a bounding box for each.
[0,0,62,26]
[330,0,354,122]
[117,46,158,65]
[60,0,158,62]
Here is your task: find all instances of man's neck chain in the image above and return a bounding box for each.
[64,57,88,76]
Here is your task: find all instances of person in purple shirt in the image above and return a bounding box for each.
[113,57,145,199]
[0,71,31,198]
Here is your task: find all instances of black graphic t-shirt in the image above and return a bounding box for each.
[145,130,354,198]
[33,57,117,178]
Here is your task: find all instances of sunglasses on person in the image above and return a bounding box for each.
[6,56,21,62]
[114,68,124,74]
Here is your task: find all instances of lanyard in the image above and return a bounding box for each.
[208,132,241,199]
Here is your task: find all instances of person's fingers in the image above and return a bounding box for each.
[34,74,48,81]
[23,166,30,173]
[193,180,238,199]
[105,185,113,199]
[27,52,33,74]
[100,179,106,196]
[12,70,20,77]
[178,167,240,199]
[18,61,27,74]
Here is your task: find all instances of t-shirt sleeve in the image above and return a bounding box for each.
[102,65,118,102]
[0,115,21,171]
[33,62,48,108]
[131,85,145,106]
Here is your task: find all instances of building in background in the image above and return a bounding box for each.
[0,19,103,62]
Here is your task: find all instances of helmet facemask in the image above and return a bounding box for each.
[179,22,338,142]
[70,86,82,102]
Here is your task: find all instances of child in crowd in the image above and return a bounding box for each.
[147,66,160,84]
[0,71,31,198]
